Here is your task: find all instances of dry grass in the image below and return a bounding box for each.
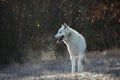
[0,49,120,80]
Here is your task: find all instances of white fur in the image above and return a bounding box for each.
[55,23,86,73]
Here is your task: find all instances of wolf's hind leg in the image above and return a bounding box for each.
[77,55,85,72]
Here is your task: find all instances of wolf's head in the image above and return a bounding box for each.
[55,23,71,43]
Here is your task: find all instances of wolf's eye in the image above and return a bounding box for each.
[59,31,61,33]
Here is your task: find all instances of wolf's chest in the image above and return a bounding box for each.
[67,45,80,57]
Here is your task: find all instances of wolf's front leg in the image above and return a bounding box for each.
[71,57,76,73]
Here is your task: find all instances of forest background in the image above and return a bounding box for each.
[0,0,120,66]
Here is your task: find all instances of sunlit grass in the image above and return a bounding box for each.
[20,72,115,80]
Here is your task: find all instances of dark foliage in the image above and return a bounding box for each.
[0,0,120,66]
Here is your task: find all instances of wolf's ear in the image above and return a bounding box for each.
[64,23,69,29]
[61,24,64,28]
[64,23,67,26]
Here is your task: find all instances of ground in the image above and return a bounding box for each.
[0,50,120,80]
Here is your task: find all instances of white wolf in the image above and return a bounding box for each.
[55,23,86,73]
